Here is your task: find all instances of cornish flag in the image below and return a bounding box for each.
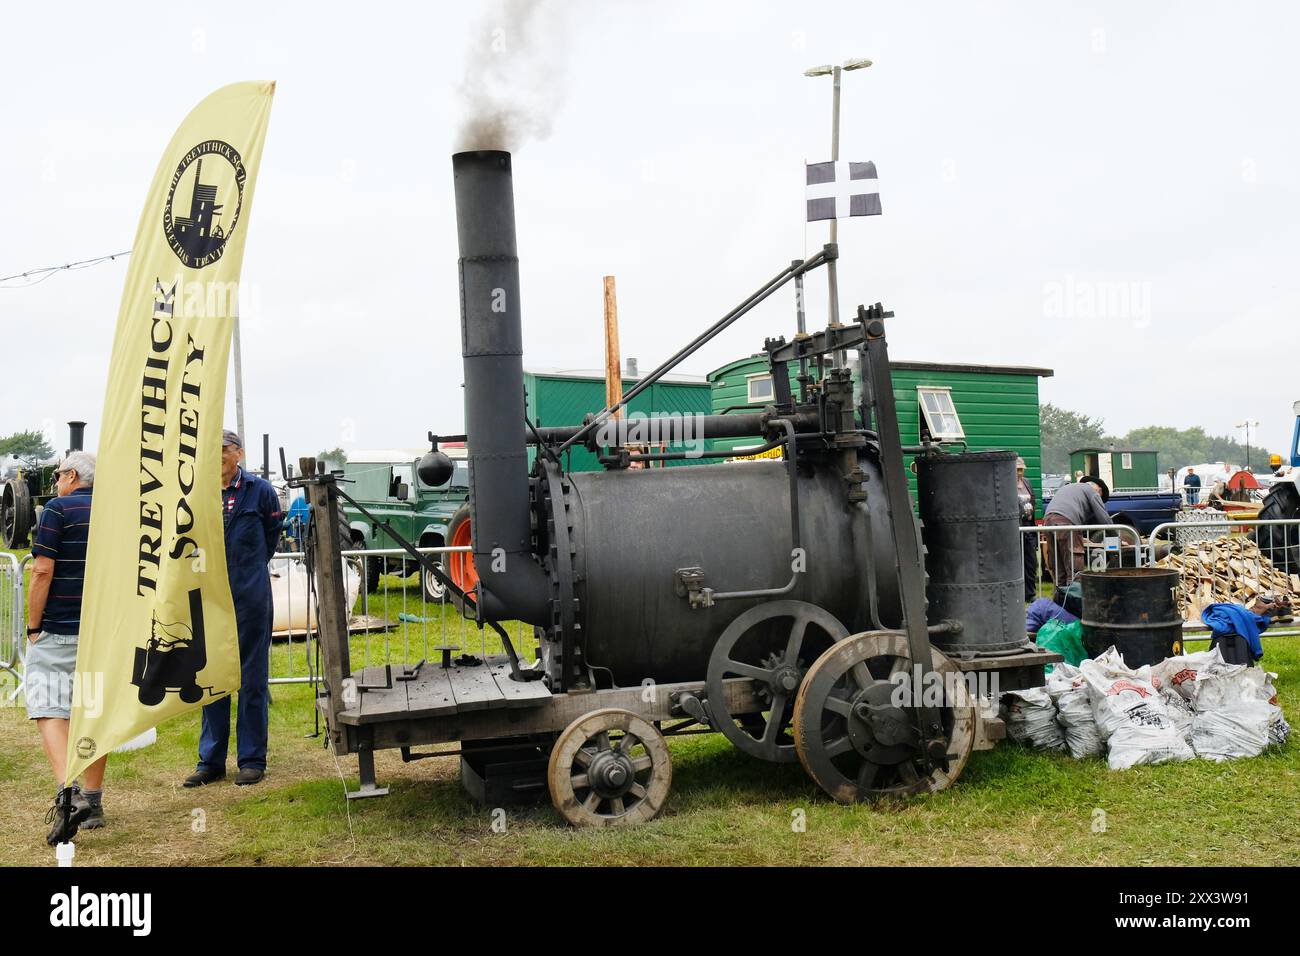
[805,161,881,221]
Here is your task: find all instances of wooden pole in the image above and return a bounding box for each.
[300,457,352,756]
[603,276,622,418]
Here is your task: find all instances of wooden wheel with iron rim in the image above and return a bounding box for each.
[791,630,976,803]
[547,708,672,827]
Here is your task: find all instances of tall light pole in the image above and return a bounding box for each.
[1237,419,1260,470]
[805,57,872,367]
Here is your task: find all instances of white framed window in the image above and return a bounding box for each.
[1121,452,1133,470]
[917,386,965,440]
[746,374,775,404]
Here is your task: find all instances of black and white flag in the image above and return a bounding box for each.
[805,160,881,221]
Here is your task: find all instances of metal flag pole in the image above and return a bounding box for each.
[232,305,247,448]
[805,58,872,367]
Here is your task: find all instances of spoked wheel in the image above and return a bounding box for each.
[792,630,976,803]
[547,709,672,828]
[706,600,849,763]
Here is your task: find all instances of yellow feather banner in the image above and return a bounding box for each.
[66,82,275,784]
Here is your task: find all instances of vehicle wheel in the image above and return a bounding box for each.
[446,502,478,592]
[137,685,165,707]
[792,630,976,803]
[548,708,672,827]
[179,683,203,704]
[705,600,849,763]
[421,556,447,603]
[1,478,33,549]
[1253,482,1300,573]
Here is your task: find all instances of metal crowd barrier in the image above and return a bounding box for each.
[268,545,539,686]
[0,543,536,699]
[1,551,24,698]
[1019,523,1144,599]
[1145,516,1300,640]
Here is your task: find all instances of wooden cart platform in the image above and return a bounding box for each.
[337,657,551,725]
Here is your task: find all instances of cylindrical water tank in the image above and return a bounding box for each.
[917,450,1027,654]
[567,456,905,685]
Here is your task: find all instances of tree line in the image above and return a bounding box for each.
[0,430,55,464]
[1040,404,1283,475]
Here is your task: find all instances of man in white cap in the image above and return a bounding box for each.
[184,429,282,788]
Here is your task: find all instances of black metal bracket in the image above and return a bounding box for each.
[671,690,715,729]
[764,303,892,366]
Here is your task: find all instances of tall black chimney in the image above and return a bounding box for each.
[453,150,550,626]
[67,421,86,453]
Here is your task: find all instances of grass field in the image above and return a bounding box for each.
[3,558,1299,867]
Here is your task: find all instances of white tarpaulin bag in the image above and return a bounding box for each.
[1150,647,1224,702]
[1001,687,1067,752]
[1046,663,1103,758]
[1159,687,1196,746]
[1190,660,1287,759]
[1191,702,1274,761]
[1081,648,1194,770]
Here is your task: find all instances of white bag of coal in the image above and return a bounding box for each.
[1000,687,1067,752]
[1191,702,1274,761]
[1150,647,1225,702]
[1045,663,1103,758]
[1159,687,1196,746]
[1081,648,1194,770]
[1190,660,1288,759]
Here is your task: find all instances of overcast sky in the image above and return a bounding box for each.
[3,0,1298,465]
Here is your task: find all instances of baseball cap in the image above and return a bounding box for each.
[222,429,243,448]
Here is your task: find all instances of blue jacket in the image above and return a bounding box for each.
[1200,603,1268,661]
[222,467,283,631]
[1026,598,1079,633]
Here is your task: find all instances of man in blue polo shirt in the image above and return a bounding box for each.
[184,429,283,788]
[26,450,107,844]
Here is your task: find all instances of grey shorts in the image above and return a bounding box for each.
[24,631,79,720]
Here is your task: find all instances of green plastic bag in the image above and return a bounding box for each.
[1036,619,1087,671]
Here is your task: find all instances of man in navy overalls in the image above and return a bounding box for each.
[184,429,283,787]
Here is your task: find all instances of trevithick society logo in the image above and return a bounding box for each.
[162,140,247,269]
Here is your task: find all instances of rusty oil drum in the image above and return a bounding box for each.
[1079,568,1183,667]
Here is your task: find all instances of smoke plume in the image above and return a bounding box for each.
[456,0,571,152]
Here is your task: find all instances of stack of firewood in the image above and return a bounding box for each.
[1154,537,1298,620]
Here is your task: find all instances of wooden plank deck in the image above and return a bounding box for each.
[403,664,459,720]
[444,659,507,712]
[357,665,408,723]
[489,660,552,708]
[334,656,549,725]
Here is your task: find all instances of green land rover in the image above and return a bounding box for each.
[340,445,470,602]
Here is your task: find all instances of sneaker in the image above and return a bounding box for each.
[234,767,265,786]
[45,788,92,846]
[183,767,226,788]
